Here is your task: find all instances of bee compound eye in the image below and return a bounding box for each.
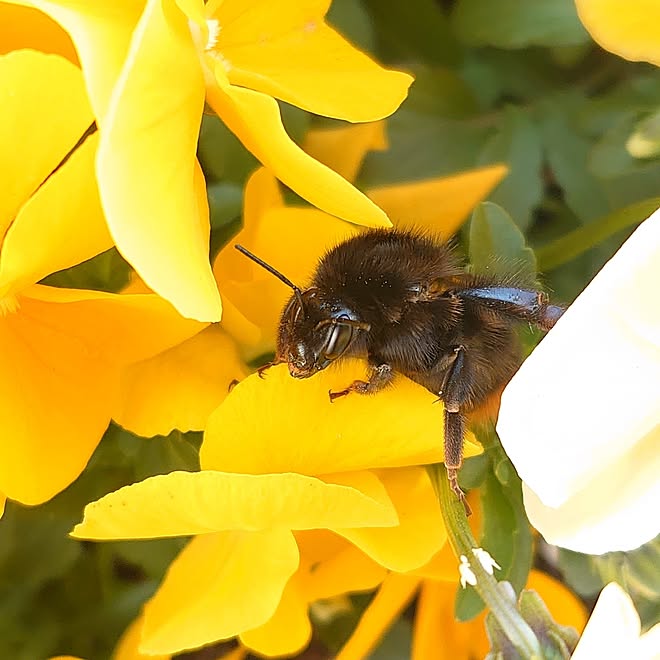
[323,323,354,361]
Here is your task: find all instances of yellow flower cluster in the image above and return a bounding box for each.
[6,0,644,657]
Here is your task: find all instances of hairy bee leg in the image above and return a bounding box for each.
[444,412,471,516]
[440,346,472,515]
[328,363,393,402]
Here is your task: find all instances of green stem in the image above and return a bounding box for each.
[427,464,543,659]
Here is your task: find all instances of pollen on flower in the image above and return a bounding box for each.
[205,19,221,51]
[0,295,20,316]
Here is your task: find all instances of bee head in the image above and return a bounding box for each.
[278,289,369,378]
[235,245,370,379]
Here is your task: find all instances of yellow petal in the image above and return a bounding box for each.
[214,203,358,355]
[0,494,6,519]
[526,570,587,634]
[240,574,311,657]
[412,579,494,660]
[201,361,481,475]
[299,534,387,601]
[303,122,388,183]
[23,285,206,366]
[114,615,171,660]
[0,131,113,296]
[0,286,203,505]
[141,530,299,654]
[216,5,413,122]
[0,4,77,62]
[114,326,247,437]
[216,648,247,660]
[206,81,391,228]
[71,470,396,540]
[366,164,509,236]
[7,0,143,120]
[338,467,447,572]
[336,574,421,660]
[0,50,92,238]
[576,0,660,66]
[97,0,220,321]
[0,296,116,504]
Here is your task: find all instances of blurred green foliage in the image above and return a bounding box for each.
[5,0,659,658]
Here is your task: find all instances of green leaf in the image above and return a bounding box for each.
[536,197,660,271]
[370,617,413,659]
[42,248,130,293]
[539,98,612,223]
[557,550,603,597]
[451,0,589,49]
[363,0,462,67]
[327,0,376,54]
[478,107,544,231]
[208,182,243,231]
[361,112,491,185]
[455,450,533,622]
[455,584,486,622]
[588,113,642,178]
[198,114,258,184]
[459,453,490,490]
[401,66,479,119]
[480,470,533,596]
[208,181,243,257]
[468,202,537,278]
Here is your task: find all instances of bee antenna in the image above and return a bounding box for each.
[234,244,305,309]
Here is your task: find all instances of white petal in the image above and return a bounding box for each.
[497,209,660,553]
[522,423,659,553]
[571,583,642,660]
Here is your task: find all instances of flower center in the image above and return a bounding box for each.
[188,18,231,86]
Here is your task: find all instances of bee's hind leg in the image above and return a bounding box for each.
[440,346,472,516]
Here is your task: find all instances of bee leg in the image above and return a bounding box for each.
[445,412,472,516]
[257,356,286,379]
[328,363,393,402]
[441,346,472,515]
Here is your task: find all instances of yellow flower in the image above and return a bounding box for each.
[0,3,76,60]
[6,0,412,321]
[576,0,660,66]
[497,208,660,554]
[113,124,506,438]
[72,363,482,655]
[0,50,204,508]
[337,568,587,660]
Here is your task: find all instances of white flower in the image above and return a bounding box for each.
[571,583,660,659]
[497,208,660,554]
[458,554,477,588]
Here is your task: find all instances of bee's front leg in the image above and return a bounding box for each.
[257,356,286,378]
[328,363,393,402]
